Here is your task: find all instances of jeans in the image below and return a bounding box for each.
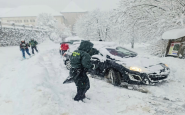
[21,48,31,58]
[31,46,38,54]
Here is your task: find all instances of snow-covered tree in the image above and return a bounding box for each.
[74,10,114,41]
[115,0,185,48]
[37,13,71,43]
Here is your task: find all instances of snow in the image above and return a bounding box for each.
[0,8,12,17]
[61,1,87,13]
[0,5,62,18]
[0,39,185,115]
[65,36,83,41]
[162,28,185,40]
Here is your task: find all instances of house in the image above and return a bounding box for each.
[61,1,87,31]
[0,5,65,26]
[162,28,185,58]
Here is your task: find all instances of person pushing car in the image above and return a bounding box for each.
[70,41,97,101]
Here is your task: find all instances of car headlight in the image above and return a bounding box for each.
[129,67,142,72]
[164,64,168,67]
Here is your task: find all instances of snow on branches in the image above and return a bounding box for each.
[147,39,169,57]
[37,13,71,43]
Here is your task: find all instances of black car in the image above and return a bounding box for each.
[63,42,170,85]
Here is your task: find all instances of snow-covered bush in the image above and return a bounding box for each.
[37,13,71,43]
[0,26,47,46]
[147,39,169,57]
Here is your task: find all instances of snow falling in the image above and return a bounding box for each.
[0,38,185,115]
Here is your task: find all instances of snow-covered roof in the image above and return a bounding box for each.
[0,8,12,17]
[61,1,87,13]
[162,28,185,40]
[0,5,62,18]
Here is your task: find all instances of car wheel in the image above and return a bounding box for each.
[105,69,121,86]
[66,60,71,70]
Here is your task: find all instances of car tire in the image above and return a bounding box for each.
[66,60,71,70]
[105,69,121,86]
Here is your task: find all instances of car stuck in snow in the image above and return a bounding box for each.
[63,41,170,85]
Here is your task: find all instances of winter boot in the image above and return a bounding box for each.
[81,94,86,100]
[74,88,83,101]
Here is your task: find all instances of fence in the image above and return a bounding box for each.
[0,21,49,47]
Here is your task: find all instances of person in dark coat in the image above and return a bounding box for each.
[20,40,31,58]
[70,41,97,101]
[29,39,38,54]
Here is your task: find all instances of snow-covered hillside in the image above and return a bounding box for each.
[0,39,185,115]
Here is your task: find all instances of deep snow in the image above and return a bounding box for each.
[0,39,185,115]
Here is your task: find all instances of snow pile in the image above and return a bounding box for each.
[0,40,185,115]
[162,28,185,40]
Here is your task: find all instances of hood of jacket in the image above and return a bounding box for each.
[78,41,94,53]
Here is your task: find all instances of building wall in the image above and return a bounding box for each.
[62,12,87,31]
[1,16,65,26]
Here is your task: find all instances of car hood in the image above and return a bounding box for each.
[115,56,165,74]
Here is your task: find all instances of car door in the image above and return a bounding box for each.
[90,54,106,77]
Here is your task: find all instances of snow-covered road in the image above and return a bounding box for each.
[0,40,185,115]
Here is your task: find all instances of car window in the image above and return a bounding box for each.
[106,47,137,58]
[116,47,137,56]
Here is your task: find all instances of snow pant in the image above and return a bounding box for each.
[62,50,67,55]
[31,46,38,54]
[70,68,90,101]
[21,48,31,58]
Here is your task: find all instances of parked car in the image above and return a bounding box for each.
[63,41,170,85]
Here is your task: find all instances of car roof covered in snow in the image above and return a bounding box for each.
[65,37,83,41]
[68,41,117,53]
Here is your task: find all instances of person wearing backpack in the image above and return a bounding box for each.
[29,39,38,54]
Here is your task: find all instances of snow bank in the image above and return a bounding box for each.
[0,40,185,115]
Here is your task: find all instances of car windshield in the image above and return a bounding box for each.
[106,47,137,58]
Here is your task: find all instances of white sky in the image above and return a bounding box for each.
[0,0,120,11]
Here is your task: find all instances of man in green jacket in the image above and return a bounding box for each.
[29,39,38,54]
[70,41,97,101]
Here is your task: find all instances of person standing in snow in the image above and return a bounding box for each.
[70,41,97,101]
[20,40,31,59]
[29,39,38,55]
[60,42,69,55]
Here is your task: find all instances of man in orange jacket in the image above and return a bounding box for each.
[60,42,69,55]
